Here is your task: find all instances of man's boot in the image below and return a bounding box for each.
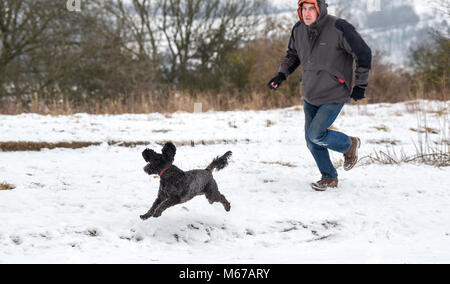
[311,178,338,191]
[344,136,361,171]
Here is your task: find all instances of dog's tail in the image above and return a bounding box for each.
[206,151,232,172]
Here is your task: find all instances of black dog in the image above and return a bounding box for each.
[140,142,232,220]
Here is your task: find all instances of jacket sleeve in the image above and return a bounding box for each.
[335,19,372,90]
[278,23,301,77]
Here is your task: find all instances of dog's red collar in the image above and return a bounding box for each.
[159,166,170,177]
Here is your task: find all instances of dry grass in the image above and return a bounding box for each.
[0,182,15,190]
[360,129,449,168]
[355,104,376,116]
[359,99,449,167]
[0,141,102,151]
[266,120,276,127]
[0,139,250,152]
[152,129,171,133]
[405,101,423,113]
[410,127,440,134]
[367,138,401,145]
[359,150,449,168]
[261,161,297,167]
[372,125,389,132]
[0,90,301,115]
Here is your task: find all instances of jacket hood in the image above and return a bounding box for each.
[297,0,328,24]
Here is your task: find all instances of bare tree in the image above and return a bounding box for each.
[159,0,267,86]
[0,0,271,111]
[105,0,161,64]
[0,0,62,97]
[0,0,147,106]
[105,0,268,89]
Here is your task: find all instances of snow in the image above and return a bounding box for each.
[0,100,449,263]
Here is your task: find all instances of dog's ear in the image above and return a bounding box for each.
[162,142,176,162]
[142,148,155,162]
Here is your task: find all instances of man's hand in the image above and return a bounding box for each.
[268,72,286,90]
[351,86,366,101]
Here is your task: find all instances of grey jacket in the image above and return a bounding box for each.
[279,0,372,106]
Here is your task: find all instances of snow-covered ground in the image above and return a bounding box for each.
[0,100,449,263]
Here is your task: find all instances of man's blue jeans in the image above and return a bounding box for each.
[304,100,351,179]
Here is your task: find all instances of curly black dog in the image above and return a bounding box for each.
[140,142,232,220]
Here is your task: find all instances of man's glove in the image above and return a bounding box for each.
[268,72,286,90]
[351,86,366,101]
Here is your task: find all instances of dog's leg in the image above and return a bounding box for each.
[140,197,162,220]
[152,197,180,218]
[205,180,231,212]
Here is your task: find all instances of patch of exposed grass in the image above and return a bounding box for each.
[367,138,401,145]
[228,121,238,128]
[410,127,440,134]
[261,161,296,167]
[86,229,100,237]
[0,141,102,151]
[266,120,276,127]
[31,182,45,188]
[428,108,449,117]
[372,125,389,132]
[109,141,149,148]
[0,139,250,152]
[152,129,171,133]
[0,182,15,190]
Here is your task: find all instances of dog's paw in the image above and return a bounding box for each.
[140,214,150,220]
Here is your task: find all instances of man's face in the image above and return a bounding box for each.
[302,3,318,26]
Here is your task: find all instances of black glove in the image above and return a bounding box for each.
[268,72,286,90]
[351,86,366,101]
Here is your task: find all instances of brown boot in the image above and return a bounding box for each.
[344,136,361,171]
[311,178,338,191]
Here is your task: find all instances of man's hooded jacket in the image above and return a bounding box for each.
[279,0,372,106]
